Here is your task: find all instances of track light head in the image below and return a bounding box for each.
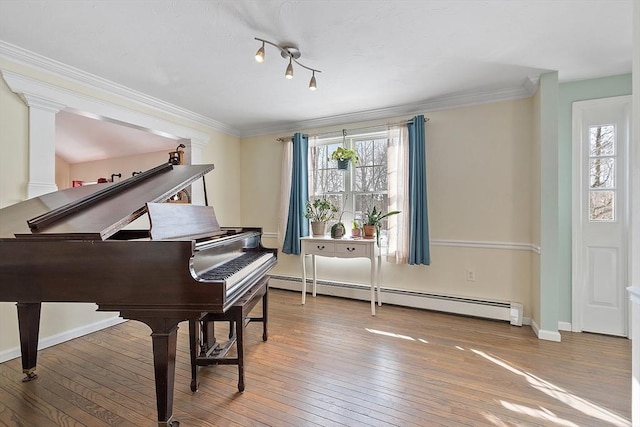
[309,71,317,90]
[255,42,265,63]
[285,58,294,79]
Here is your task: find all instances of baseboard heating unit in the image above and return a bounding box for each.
[269,275,524,326]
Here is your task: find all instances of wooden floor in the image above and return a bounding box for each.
[0,289,632,427]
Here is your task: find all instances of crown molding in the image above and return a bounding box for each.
[1,40,541,140]
[238,78,539,137]
[0,40,239,136]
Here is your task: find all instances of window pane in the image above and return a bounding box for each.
[589,158,615,188]
[355,139,388,192]
[355,193,390,224]
[589,190,615,221]
[310,142,345,195]
[589,125,615,157]
[313,168,344,193]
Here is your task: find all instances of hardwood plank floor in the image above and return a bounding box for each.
[0,289,632,427]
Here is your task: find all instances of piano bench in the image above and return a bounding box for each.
[188,276,269,393]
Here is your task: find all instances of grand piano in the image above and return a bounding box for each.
[0,162,277,426]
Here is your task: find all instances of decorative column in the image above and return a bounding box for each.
[19,93,65,198]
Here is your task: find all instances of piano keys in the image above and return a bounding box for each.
[0,162,277,427]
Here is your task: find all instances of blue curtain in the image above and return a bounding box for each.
[407,115,430,265]
[282,133,309,255]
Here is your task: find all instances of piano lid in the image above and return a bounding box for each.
[0,163,214,241]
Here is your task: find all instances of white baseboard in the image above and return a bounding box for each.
[270,275,528,326]
[558,321,572,331]
[530,318,562,342]
[0,316,126,363]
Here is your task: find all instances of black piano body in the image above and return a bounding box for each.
[0,163,277,427]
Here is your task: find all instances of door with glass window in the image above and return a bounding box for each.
[572,96,630,336]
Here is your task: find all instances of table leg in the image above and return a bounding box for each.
[312,254,317,297]
[301,253,307,304]
[377,253,382,306]
[370,257,376,316]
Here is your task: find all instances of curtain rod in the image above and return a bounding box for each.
[276,117,430,142]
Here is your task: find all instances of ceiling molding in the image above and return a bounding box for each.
[1,40,540,140]
[0,41,240,137]
[238,79,539,138]
[1,69,212,145]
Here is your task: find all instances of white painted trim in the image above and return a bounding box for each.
[0,316,126,363]
[430,238,540,253]
[26,181,58,197]
[530,318,562,342]
[572,102,585,333]
[0,41,236,136]
[538,329,562,342]
[629,286,640,305]
[558,321,572,331]
[0,40,540,139]
[0,70,212,145]
[263,232,278,240]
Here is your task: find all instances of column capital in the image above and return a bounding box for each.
[19,93,66,113]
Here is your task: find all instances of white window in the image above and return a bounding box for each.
[588,124,616,221]
[309,129,399,239]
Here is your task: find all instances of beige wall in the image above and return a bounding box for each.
[202,132,242,226]
[55,155,70,189]
[241,97,535,316]
[70,150,168,184]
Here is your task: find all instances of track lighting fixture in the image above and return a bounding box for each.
[254,37,321,90]
[309,71,317,90]
[255,41,265,63]
[285,57,294,79]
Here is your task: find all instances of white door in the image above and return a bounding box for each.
[572,96,630,336]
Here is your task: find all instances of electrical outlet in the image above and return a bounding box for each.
[466,269,476,281]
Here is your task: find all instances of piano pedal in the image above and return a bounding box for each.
[21,371,38,382]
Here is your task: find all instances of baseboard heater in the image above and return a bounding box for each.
[269,275,524,326]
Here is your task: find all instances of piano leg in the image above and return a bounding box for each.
[235,308,245,392]
[16,302,41,382]
[124,315,182,427]
[262,285,268,342]
[189,320,199,393]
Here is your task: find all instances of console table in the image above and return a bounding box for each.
[300,236,381,315]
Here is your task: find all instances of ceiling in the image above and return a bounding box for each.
[0,0,633,163]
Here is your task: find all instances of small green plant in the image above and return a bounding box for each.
[352,220,360,229]
[364,206,401,246]
[329,147,359,163]
[304,197,338,222]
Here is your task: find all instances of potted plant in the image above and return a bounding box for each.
[329,147,359,170]
[331,219,346,239]
[351,220,361,238]
[363,206,401,246]
[305,197,338,236]
[330,203,348,239]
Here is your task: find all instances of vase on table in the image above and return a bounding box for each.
[311,221,326,236]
